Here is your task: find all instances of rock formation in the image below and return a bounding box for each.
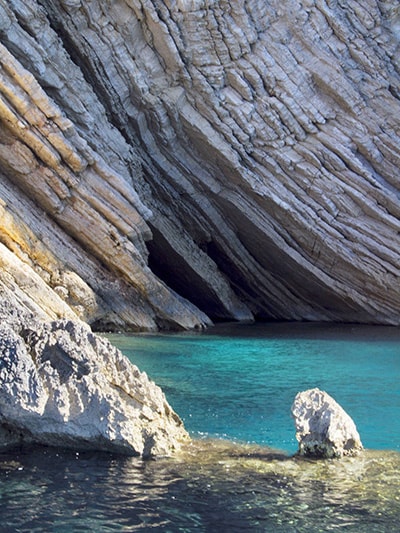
[291,388,363,458]
[0,1,400,329]
[0,309,189,456]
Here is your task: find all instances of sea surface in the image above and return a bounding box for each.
[1,322,399,532]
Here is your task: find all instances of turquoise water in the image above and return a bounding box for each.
[109,322,400,454]
[1,322,399,531]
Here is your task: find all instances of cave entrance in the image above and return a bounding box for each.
[146,224,236,322]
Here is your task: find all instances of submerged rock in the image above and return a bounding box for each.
[0,319,189,457]
[291,388,363,458]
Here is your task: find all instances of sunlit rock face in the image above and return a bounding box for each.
[292,388,363,458]
[0,0,400,329]
[0,315,189,456]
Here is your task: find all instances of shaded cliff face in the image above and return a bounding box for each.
[0,0,399,329]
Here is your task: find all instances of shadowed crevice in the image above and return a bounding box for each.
[146,224,240,322]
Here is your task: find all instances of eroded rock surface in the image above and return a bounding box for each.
[0,1,399,328]
[292,388,363,458]
[0,315,189,456]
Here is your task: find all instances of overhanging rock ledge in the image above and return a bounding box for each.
[0,1,399,329]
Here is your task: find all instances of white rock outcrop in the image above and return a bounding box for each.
[291,388,363,458]
[0,318,189,456]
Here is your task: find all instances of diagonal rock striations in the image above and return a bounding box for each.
[0,0,399,328]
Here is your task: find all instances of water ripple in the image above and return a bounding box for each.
[1,441,398,532]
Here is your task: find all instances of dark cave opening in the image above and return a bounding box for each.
[146,224,240,322]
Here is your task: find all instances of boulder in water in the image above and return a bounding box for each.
[291,388,363,458]
[0,319,189,457]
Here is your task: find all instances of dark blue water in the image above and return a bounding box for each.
[1,322,399,532]
[109,322,400,454]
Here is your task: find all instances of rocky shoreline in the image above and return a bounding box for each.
[1,290,364,459]
[0,0,398,466]
[0,294,189,457]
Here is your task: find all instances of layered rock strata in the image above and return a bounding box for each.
[292,388,363,458]
[0,303,189,455]
[0,1,399,328]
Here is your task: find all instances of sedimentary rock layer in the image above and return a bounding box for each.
[0,0,399,328]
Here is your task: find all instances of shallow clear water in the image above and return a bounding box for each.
[2,442,400,532]
[1,322,400,532]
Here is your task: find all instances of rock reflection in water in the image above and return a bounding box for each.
[0,440,399,532]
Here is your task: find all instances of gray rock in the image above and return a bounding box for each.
[0,1,400,328]
[291,388,363,458]
[0,319,189,456]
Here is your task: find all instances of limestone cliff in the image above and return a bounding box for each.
[0,0,399,329]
